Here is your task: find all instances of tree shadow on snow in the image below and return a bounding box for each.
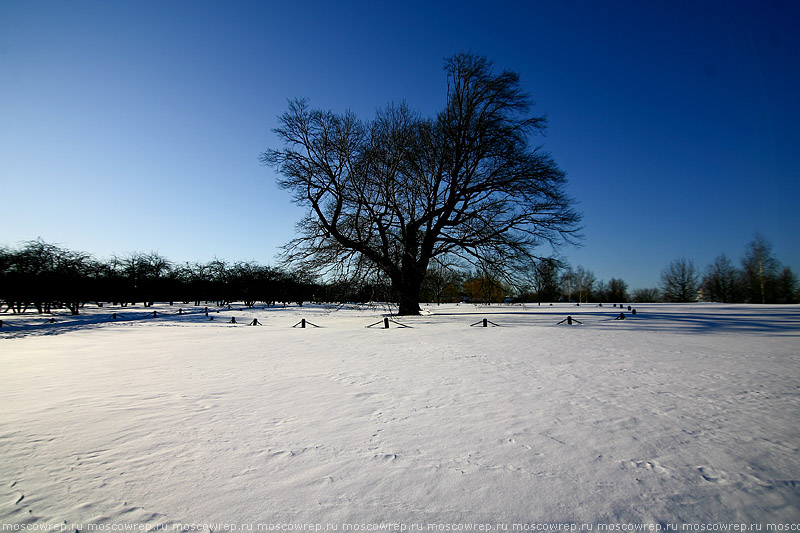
[620,308,800,336]
[429,305,800,336]
[0,308,217,339]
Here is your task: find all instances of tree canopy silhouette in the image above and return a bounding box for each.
[262,53,581,315]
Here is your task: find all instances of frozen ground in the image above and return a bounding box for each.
[1,302,799,528]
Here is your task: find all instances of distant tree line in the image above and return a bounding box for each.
[0,240,317,315]
[422,233,798,305]
[530,233,798,305]
[659,233,798,304]
[2,233,797,315]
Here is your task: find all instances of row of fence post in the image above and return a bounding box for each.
[2,307,640,329]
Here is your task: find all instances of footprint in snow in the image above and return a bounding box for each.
[624,460,669,475]
[698,466,729,484]
[504,437,533,450]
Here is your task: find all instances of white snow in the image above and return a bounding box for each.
[1,302,799,528]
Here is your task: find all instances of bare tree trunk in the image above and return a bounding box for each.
[397,290,421,316]
[393,260,425,316]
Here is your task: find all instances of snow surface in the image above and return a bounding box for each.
[1,302,799,528]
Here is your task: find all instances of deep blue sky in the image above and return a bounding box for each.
[2,1,798,289]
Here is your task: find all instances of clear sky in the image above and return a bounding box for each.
[2,0,798,290]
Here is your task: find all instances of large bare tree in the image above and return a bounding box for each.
[263,53,581,315]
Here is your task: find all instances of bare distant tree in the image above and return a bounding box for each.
[421,258,464,305]
[775,266,799,304]
[0,239,96,315]
[464,268,507,304]
[702,254,740,303]
[741,233,780,304]
[560,266,575,302]
[525,257,562,303]
[593,277,628,303]
[661,258,699,302]
[112,252,173,306]
[573,265,596,303]
[631,287,661,302]
[606,277,629,303]
[263,53,581,315]
[558,265,596,303]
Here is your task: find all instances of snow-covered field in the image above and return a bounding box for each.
[2,302,799,528]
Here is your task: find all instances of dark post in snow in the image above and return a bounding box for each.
[293,318,321,328]
[366,317,410,329]
[470,318,500,327]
